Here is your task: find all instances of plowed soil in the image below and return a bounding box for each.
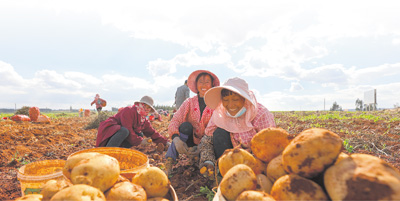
[1,110,399,200]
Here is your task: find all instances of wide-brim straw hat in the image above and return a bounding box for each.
[134,95,157,113]
[187,70,220,94]
[204,77,256,110]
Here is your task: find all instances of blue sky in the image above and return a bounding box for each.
[1,0,400,111]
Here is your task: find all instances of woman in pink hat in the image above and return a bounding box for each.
[96,95,168,148]
[199,77,276,178]
[165,70,220,175]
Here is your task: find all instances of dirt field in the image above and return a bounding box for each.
[1,110,399,200]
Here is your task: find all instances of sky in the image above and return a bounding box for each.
[1,0,400,111]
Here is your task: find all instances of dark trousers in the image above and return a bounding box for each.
[213,128,233,159]
[105,127,131,148]
[179,122,196,147]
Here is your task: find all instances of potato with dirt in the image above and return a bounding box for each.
[15,194,43,201]
[63,152,102,180]
[70,153,120,192]
[250,127,290,163]
[236,190,275,201]
[50,184,105,201]
[270,174,328,200]
[132,167,169,198]
[266,154,287,182]
[282,128,342,178]
[324,153,400,200]
[220,164,257,201]
[41,179,71,201]
[218,147,259,176]
[105,181,147,201]
[255,174,273,194]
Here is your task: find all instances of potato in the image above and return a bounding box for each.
[251,128,290,163]
[253,157,267,175]
[105,181,146,201]
[41,179,71,201]
[270,174,328,200]
[236,190,275,201]
[132,167,169,198]
[255,174,273,194]
[218,147,258,176]
[70,154,120,192]
[266,154,287,182]
[334,152,349,165]
[324,153,400,200]
[63,152,102,180]
[282,128,342,178]
[15,194,43,201]
[146,198,169,201]
[50,184,105,201]
[220,164,257,201]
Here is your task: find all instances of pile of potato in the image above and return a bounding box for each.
[215,127,400,201]
[15,152,171,201]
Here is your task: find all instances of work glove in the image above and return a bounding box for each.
[187,145,200,159]
[200,161,215,179]
[140,138,152,146]
[156,142,170,153]
[172,137,189,155]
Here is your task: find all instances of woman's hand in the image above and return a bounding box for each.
[173,137,189,155]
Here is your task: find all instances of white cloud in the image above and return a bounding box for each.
[290,82,304,92]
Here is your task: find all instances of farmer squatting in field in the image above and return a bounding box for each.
[95,95,169,149]
[164,70,220,176]
[199,77,276,179]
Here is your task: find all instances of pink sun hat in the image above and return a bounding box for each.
[187,70,220,93]
[204,77,257,110]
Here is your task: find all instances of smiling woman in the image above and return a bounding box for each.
[198,77,276,178]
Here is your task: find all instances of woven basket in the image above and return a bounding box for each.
[17,159,66,195]
[68,147,149,179]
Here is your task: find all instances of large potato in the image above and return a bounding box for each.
[282,128,342,178]
[50,184,105,201]
[105,181,146,201]
[132,167,169,198]
[220,164,257,201]
[324,153,400,200]
[15,194,43,201]
[255,174,273,194]
[70,154,120,192]
[218,147,258,176]
[236,190,275,201]
[63,152,102,180]
[251,128,290,163]
[266,154,287,182]
[270,174,328,200]
[146,198,169,201]
[41,179,71,201]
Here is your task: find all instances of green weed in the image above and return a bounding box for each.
[343,139,354,153]
[199,186,215,201]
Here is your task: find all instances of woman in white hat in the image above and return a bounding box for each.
[199,77,276,178]
[96,95,168,148]
[165,69,220,175]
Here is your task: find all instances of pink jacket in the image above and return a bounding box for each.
[205,103,275,148]
[168,95,214,145]
[96,105,167,147]
[91,97,106,109]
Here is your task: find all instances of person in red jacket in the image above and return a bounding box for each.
[91,94,106,113]
[96,95,168,148]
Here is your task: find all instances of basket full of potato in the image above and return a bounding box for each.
[14,148,178,201]
[213,127,400,201]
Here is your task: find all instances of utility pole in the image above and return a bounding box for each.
[324,98,325,111]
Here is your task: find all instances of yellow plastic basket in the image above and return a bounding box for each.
[17,159,66,195]
[67,147,149,180]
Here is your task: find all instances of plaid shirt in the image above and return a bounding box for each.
[205,103,276,148]
[168,95,214,144]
